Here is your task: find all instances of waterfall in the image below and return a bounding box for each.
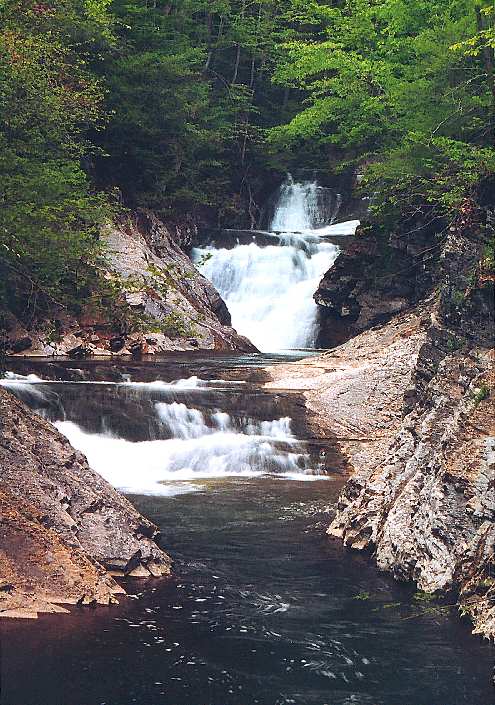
[192,176,356,352]
[55,403,306,496]
[270,176,342,232]
[2,372,316,496]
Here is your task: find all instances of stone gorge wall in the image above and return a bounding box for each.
[2,210,255,357]
[0,386,171,619]
[267,203,495,641]
[320,209,495,639]
[268,302,494,641]
[328,326,495,639]
[315,204,493,350]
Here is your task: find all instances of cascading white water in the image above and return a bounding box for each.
[55,400,307,496]
[192,176,358,352]
[270,178,341,232]
[2,372,318,496]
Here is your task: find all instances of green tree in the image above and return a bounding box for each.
[0,0,112,322]
[269,0,495,216]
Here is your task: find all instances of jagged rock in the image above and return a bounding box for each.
[99,211,254,352]
[314,230,431,348]
[327,343,494,637]
[0,487,121,619]
[3,209,256,356]
[103,209,247,350]
[315,206,494,351]
[265,302,495,641]
[0,387,172,618]
[67,343,92,359]
[309,202,495,639]
[10,336,32,354]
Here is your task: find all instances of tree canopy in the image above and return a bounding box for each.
[1,0,493,323]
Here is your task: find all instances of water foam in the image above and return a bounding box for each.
[193,177,359,351]
[55,401,308,496]
[1,373,244,391]
[0,371,44,384]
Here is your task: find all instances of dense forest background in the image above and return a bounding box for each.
[0,0,494,324]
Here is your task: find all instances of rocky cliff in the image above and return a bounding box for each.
[267,205,495,641]
[326,320,495,640]
[315,200,492,349]
[0,386,171,619]
[2,210,255,357]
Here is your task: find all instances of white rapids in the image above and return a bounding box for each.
[1,371,322,495]
[193,176,360,352]
[55,400,313,497]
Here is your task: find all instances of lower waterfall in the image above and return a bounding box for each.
[1,372,315,496]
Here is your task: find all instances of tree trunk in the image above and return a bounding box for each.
[205,12,213,70]
[475,3,495,136]
[232,43,241,84]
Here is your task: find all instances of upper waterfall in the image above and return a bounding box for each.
[270,175,342,232]
[193,176,358,352]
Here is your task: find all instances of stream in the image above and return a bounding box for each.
[1,355,494,705]
[1,180,494,704]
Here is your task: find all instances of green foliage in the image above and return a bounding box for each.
[1,0,494,330]
[160,311,196,339]
[413,591,439,603]
[352,591,371,600]
[472,382,490,404]
[0,0,113,321]
[92,0,293,218]
[482,239,495,273]
[365,137,495,222]
[446,335,464,352]
[195,252,214,267]
[269,0,495,221]
[0,0,294,326]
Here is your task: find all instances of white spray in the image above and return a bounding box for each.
[193,176,359,351]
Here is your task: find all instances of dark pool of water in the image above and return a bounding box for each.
[1,479,493,705]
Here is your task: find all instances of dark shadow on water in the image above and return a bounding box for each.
[1,479,493,705]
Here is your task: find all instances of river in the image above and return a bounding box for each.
[0,354,493,705]
[1,180,493,704]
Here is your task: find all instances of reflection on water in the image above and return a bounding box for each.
[1,356,493,704]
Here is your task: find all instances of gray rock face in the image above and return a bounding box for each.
[328,339,495,638]
[315,206,494,351]
[265,304,495,640]
[2,209,256,356]
[100,210,256,353]
[314,229,432,348]
[307,204,495,638]
[0,387,171,618]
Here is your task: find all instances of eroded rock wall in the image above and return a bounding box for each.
[315,203,492,350]
[0,387,171,618]
[328,334,494,638]
[2,210,255,356]
[267,307,494,639]
[267,205,495,640]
